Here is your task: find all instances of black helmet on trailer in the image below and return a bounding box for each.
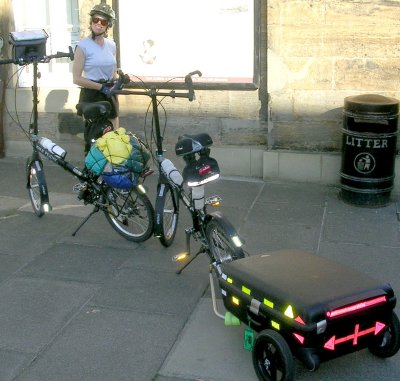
[89,3,116,27]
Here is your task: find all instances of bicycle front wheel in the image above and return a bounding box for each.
[105,187,154,242]
[26,159,49,217]
[205,215,244,263]
[154,183,179,247]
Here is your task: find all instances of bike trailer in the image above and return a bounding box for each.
[217,250,399,375]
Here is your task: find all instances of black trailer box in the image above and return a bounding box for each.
[218,250,397,364]
[9,30,48,61]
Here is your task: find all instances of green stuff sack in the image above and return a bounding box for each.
[84,145,107,175]
[125,135,151,173]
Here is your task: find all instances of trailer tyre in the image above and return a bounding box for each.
[368,311,400,358]
[252,329,294,381]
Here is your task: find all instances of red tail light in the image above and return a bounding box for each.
[199,164,211,176]
[326,295,387,318]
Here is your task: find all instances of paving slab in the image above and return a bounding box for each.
[16,306,183,381]
[0,277,96,353]
[0,157,399,381]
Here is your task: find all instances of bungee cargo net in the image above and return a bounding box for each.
[84,127,150,189]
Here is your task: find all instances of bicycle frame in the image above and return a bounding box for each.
[113,72,244,270]
[1,51,154,241]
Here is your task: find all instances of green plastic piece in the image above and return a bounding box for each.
[224,311,241,326]
[244,327,254,351]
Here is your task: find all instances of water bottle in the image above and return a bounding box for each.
[161,159,183,186]
[191,185,205,210]
[40,137,66,159]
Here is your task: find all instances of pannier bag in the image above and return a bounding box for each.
[85,127,150,189]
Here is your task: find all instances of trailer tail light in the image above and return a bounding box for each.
[326,295,387,318]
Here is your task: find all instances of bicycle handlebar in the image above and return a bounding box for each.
[0,46,74,66]
[112,69,202,102]
[185,70,202,101]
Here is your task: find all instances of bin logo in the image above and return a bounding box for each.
[354,152,375,174]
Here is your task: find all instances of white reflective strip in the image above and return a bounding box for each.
[317,320,327,334]
[250,299,261,315]
[158,183,165,197]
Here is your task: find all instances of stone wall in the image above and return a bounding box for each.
[2,0,400,183]
[267,0,400,151]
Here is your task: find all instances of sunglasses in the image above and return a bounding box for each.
[92,17,108,27]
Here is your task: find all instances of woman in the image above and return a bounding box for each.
[73,3,118,152]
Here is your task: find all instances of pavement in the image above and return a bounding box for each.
[0,156,399,381]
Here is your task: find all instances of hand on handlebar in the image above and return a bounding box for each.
[101,70,130,96]
[100,83,115,96]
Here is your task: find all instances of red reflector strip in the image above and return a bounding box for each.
[293,333,305,344]
[323,321,386,351]
[326,295,386,318]
[295,316,305,325]
[199,165,211,176]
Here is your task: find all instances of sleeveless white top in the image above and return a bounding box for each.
[78,37,116,81]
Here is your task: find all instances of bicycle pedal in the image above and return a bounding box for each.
[73,182,87,193]
[172,252,189,262]
[206,195,222,206]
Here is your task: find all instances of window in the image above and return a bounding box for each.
[12,0,79,87]
[117,0,260,89]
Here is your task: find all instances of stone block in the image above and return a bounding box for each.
[335,59,400,91]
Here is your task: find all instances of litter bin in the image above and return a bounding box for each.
[340,94,399,207]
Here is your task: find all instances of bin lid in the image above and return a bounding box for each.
[344,94,399,116]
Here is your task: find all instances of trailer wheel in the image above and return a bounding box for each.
[252,329,294,381]
[368,311,400,358]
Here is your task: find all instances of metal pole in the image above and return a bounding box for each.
[0,0,13,158]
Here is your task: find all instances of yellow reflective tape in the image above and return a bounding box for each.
[242,286,251,295]
[271,320,280,330]
[227,277,233,284]
[232,296,240,306]
[263,298,274,309]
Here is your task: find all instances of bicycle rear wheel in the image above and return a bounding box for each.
[26,159,49,217]
[205,215,244,263]
[105,187,154,242]
[154,183,179,247]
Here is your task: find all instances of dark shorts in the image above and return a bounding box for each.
[77,88,119,119]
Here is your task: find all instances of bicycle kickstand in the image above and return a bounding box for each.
[175,228,206,275]
[176,246,206,275]
[71,205,100,236]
